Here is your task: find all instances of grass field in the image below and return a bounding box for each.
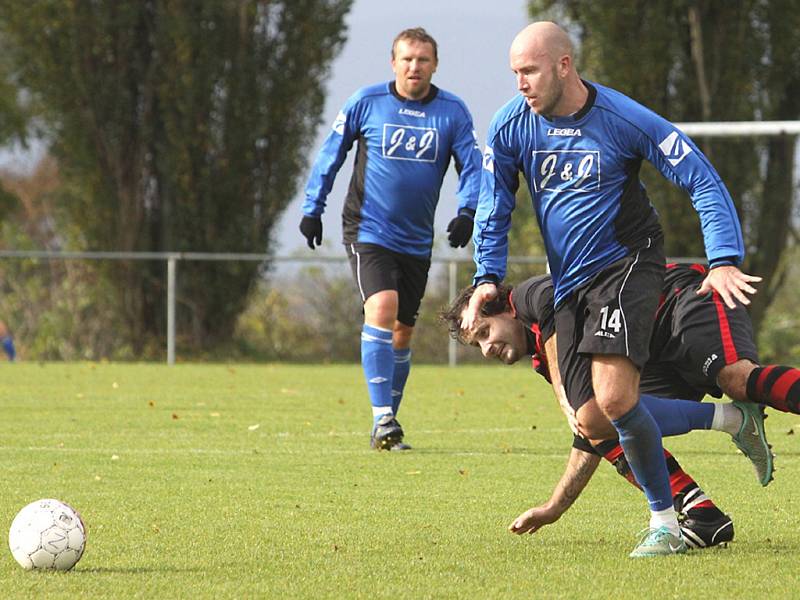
[1,363,799,599]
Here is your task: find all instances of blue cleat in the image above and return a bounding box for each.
[731,400,774,486]
[629,526,687,558]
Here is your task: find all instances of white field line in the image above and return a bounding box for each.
[0,426,565,457]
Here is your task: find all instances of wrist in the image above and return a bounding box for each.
[474,275,499,287]
[458,207,476,219]
[708,256,736,269]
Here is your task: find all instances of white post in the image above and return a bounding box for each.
[167,256,176,365]
[448,260,457,367]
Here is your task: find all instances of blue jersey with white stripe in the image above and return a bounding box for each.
[473,81,744,306]
[303,81,481,257]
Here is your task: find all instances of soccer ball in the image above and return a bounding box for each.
[8,499,86,570]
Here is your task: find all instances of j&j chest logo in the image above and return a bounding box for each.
[532,149,601,192]
[382,123,439,162]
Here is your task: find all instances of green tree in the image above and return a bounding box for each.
[527,0,800,333]
[0,0,352,353]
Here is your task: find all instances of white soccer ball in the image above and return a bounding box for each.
[8,499,86,570]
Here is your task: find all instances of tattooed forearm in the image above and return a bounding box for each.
[551,448,601,512]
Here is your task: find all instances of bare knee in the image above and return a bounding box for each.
[363,290,399,330]
[576,400,617,439]
[591,355,640,420]
[718,359,758,401]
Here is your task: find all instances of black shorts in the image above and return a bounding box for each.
[641,289,759,401]
[555,241,665,411]
[345,242,430,327]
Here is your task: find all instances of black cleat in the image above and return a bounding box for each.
[679,511,734,549]
[370,415,404,451]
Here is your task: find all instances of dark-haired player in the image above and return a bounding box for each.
[301,28,481,451]
[442,264,794,548]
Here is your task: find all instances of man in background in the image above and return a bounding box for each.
[301,28,481,450]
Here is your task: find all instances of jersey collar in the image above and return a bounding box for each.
[389,81,439,104]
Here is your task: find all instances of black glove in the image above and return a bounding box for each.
[446,210,475,248]
[299,216,322,250]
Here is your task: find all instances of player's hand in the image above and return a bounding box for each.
[697,265,761,309]
[446,213,474,248]
[461,282,498,331]
[508,505,561,535]
[299,216,323,250]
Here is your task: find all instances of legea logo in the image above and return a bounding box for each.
[332,110,346,135]
[482,145,494,173]
[658,131,692,166]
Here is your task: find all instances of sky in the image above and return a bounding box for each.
[275,0,530,257]
[0,1,531,255]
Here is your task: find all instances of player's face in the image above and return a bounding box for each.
[463,312,527,365]
[392,39,437,100]
[510,48,565,116]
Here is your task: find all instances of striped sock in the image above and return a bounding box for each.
[747,365,800,414]
[596,441,718,512]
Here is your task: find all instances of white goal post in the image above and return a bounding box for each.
[675,121,800,137]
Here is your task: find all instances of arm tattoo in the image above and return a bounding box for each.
[552,449,600,512]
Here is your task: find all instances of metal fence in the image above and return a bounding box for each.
[0,250,705,365]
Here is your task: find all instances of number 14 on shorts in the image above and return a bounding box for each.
[595,305,622,339]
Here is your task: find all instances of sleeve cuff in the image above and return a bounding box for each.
[473,274,500,287]
[709,257,737,269]
[458,207,476,219]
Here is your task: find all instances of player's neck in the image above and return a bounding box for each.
[551,77,589,119]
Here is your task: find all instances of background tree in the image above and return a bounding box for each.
[0,0,353,354]
[527,0,800,334]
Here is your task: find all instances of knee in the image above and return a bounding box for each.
[576,401,617,439]
[593,390,638,421]
[718,359,758,401]
[364,291,398,329]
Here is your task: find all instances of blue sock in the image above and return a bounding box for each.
[612,400,673,513]
[640,394,714,437]
[391,348,411,416]
[361,324,394,426]
[1,336,15,361]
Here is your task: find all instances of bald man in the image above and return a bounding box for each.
[464,22,762,557]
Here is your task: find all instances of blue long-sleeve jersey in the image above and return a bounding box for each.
[303,81,481,257]
[473,81,744,306]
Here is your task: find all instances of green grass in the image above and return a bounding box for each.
[1,363,799,599]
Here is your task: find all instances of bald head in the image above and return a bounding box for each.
[509,21,585,117]
[510,21,573,64]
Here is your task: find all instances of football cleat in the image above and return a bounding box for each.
[629,526,687,558]
[680,512,734,549]
[370,414,405,451]
[731,400,774,486]
[389,441,412,451]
